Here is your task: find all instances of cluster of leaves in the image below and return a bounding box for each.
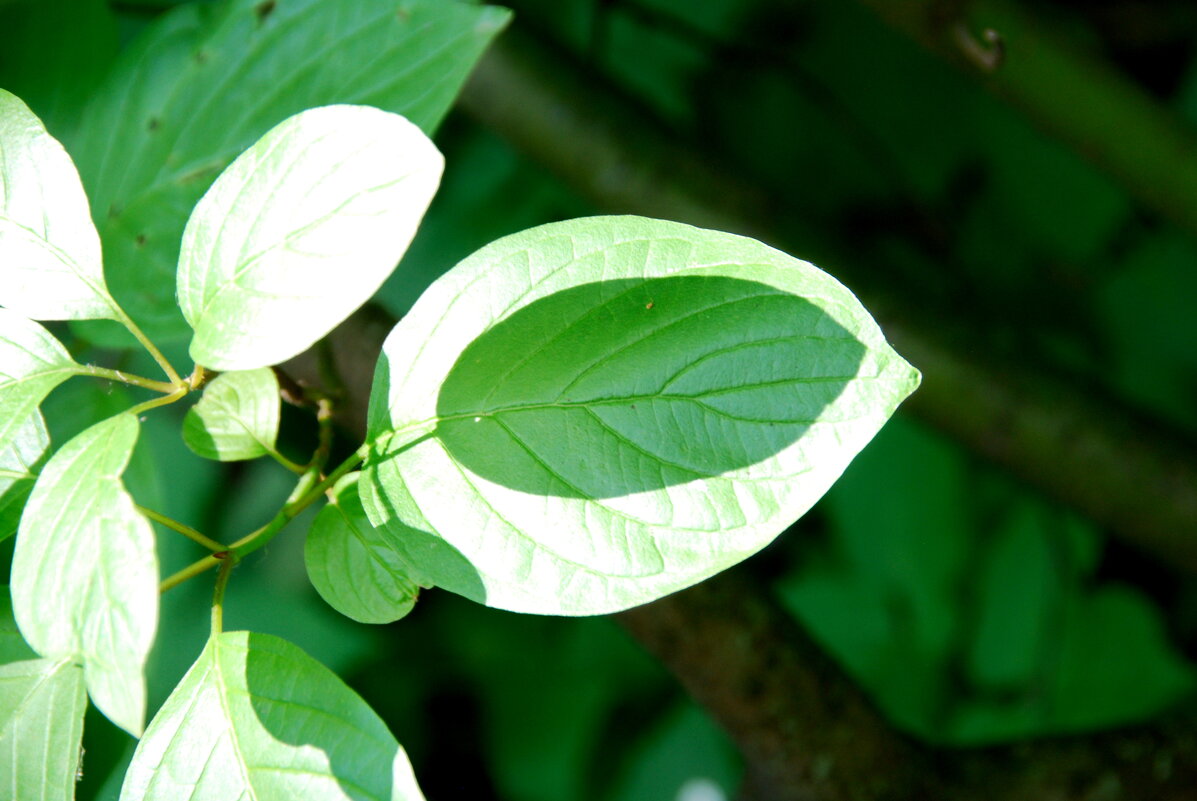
[0,3,918,799]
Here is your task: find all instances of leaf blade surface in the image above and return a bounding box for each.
[0,89,115,320]
[121,631,425,801]
[183,368,281,461]
[178,104,443,369]
[362,216,920,614]
[11,413,158,736]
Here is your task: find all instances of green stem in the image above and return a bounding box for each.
[211,554,237,635]
[159,445,368,594]
[127,385,188,416]
[76,365,178,394]
[113,307,183,386]
[136,505,225,552]
[266,447,307,475]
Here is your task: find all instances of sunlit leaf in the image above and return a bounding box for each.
[0,89,116,320]
[182,368,280,461]
[306,473,423,625]
[177,105,443,369]
[0,308,80,449]
[11,413,158,736]
[67,0,510,345]
[121,631,425,801]
[0,656,86,801]
[362,216,920,614]
[0,410,48,540]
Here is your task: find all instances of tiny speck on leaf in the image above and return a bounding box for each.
[474,417,481,422]
[135,234,147,247]
[147,117,161,132]
[255,0,276,22]
[645,301,654,310]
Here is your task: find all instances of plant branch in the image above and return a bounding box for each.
[76,365,178,394]
[456,23,1197,572]
[618,568,1197,801]
[136,505,225,552]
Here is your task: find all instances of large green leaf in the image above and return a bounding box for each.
[11,413,158,737]
[177,105,443,369]
[0,409,48,540]
[361,216,920,614]
[0,656,87,801]
[67,0,510,345]
[121,631,425,801]
[305,473,423,625]
[0,308,79,448]
[182,368,281,460]
[0,89,116,320]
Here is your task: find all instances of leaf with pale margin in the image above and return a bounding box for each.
[66,0,509,346]
[121,631,426,801]
[306,473,424,625]
[361,216,921,614]
[0,656,86,801]
[177,105,443,369]
[0,308,80,449]
[11,413,158,736]
[0,410,48,540]
[183,368,280,461]
[0,89,116,320]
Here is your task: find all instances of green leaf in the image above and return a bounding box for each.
[11,413,158,737]
[362,216,920,614]
[0,409,48,540]
[0,656,87,801]
[178,104,443,369]
[305,473,423,625]
[121,631,426,801]
[0,89,116,320]
[67,0,510,345]
[183,368,281,461]
[0,308,80,448]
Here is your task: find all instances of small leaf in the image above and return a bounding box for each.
[182,368,281,461]
[0,410,49,540]
[362,217,920,614]
[305,473,423,625]
[121,631,426,801]
[0,657,87,801]
[0,308,82,448]
[0,88,116,320]
[177,104,443,370]
[11,413,158,736]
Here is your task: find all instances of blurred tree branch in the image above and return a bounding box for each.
[852,0,1197,241]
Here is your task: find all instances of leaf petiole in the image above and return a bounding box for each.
[112,306,184,386]
[135,505,225,552]
[210,554,237,635]
[76,365,179,394]
[127,385,189,416]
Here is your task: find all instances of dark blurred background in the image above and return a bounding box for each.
[5,0,1197,799]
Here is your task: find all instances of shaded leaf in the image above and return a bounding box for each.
[182,368,280,461]
[67,0,510,345]
[362,216,920,614]
[178,105,442,369]
[11,413,158,736]
[0,89,116,320]
[0,587,36,666]
[0,656,87,801]
[306,473,423,625]
[121,631,425,801]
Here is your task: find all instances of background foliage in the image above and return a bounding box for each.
[4,0,1197,799]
